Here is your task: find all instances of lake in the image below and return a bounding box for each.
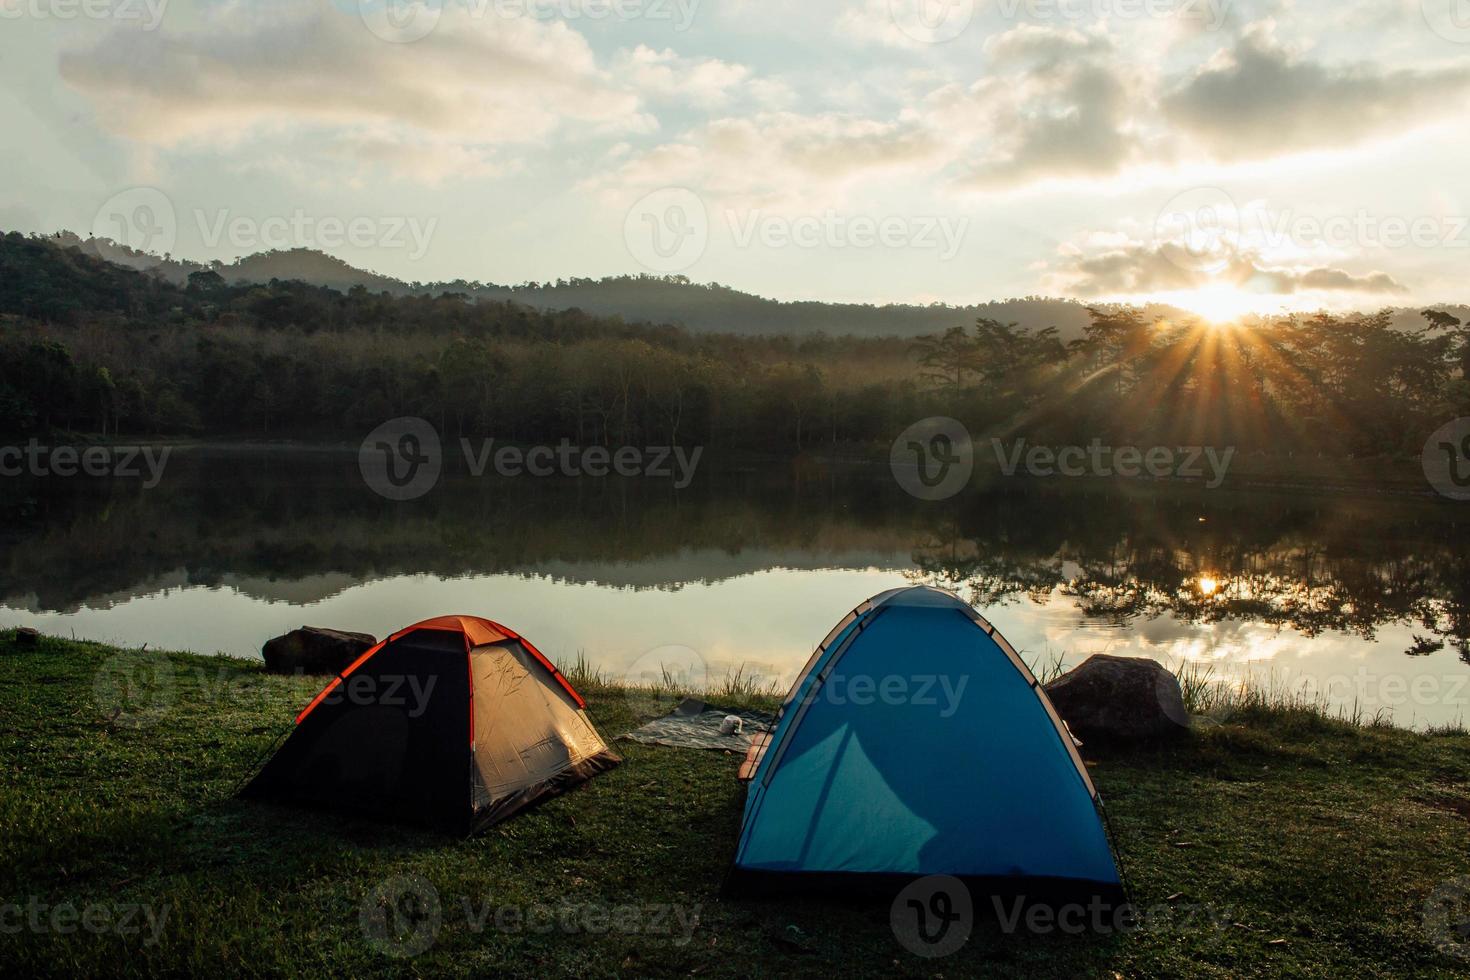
[2,447,1467,728]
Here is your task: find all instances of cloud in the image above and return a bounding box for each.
[316,132,516,184]
[1050,240,1409,297]
[922,18,1470,192]
[611,46,755,111]
[58,3,653,180]
[586,110,946,205]
[1278,265,1407,294]
[1163,22,1470,158]
[927,27,1149,189]
[981,23,1114,63]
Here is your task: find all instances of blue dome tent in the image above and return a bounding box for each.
[730,586,1125,905]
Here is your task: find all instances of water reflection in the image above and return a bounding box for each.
[1,448,1466,726]
[905,486,1469,661]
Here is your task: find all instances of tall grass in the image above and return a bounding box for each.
[560,646,1468,734]
[1025,647,1069,685]
[712,662,784,702]
[552,650,606,692]
[1172,660,1220,714]
[554,650,783,709]
[1036,650,1467,733]
[1166,659,1455,730]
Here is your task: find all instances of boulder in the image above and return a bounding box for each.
[1043,654,1189,739]
[13,627,39,648]
[261,626,376,675]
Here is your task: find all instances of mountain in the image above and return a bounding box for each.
[473,277,1127,342]
[37,233,1470,340]
[52,233,406,293]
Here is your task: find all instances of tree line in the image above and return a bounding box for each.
[1,232,1466,458]
[912,306,1470,457]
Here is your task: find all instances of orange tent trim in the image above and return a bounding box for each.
[293,614,586,726]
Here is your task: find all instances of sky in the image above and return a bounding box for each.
[3,0,1469,317]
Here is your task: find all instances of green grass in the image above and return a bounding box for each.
[2,630,1470,977]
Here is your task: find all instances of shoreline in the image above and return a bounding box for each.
[0,434,1448,498]
[4,623,1466,735]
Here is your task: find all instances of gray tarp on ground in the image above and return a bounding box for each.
[620,698,774,751]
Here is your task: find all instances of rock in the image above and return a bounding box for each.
[261,626,376,675]
[14,627,39,648]
[1043,654,1190,739]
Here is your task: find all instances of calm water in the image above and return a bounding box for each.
[2,448,1467,728]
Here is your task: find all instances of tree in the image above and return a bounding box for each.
[186,269,227,296]
[1422,309,1470,404]
[0,381,35,434]
[1077,307,1154,396]
[19,341,78,431]
[439,338,504,435]
[911,326,975,391]
[91,366,116,436]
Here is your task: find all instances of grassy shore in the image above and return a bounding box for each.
[2,631,1470,978]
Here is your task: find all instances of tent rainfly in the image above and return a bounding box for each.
[730,586,1124,905]
[242,615,620,833]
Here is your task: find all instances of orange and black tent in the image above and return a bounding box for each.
[241,615,620,833]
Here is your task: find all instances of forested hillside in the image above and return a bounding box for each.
[2,232,1466,461]
[45,233,1187,340]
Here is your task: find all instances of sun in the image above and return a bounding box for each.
[1198,576,1220,596]
[1179,286,1263,324]
[1146,285,1278,325]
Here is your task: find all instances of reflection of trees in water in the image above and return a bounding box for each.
[0,452,928,611]
[906,490,1470,663]
[3,454,1466,663]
